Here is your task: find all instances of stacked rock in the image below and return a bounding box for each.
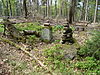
[61,22,74,44]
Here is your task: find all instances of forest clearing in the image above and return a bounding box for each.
[0,0,100,75]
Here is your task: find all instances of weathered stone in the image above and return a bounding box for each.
[41,22,52,43]
[41,28,52,43]
[64,53,76,60]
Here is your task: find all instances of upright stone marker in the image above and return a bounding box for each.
[41,22,52,43]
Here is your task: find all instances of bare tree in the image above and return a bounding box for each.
[69,0,76,24]
[93,0,98,23]
[23,0,28,18]
[81,0,85,20]
[2,0,7,16]
[6,0,9,16]
[55,0,57,17]
[9,0,12,16]
[47,0,50,17]
[50,0,52,18]
[85,0,89,21]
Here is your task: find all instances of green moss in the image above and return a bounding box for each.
[15,22,43,33]
[70,26,75,31]
[0,24,4,32]
[52,25,64,32]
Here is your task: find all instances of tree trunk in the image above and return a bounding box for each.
[55,0,57,17]
[85,0,89,21]
[69,0,76,24]
[6,0,9,17]
[93,0,98,23]
[45,0,48,17]
[47,0,50,18]
[1,0,9,16]
[23,0,28,18]
[58,1,63,18]
[50,0,52,18]
[19,0,23,16]
[8,0,12,16]
[1,0,5,16]
[81,1,85,20]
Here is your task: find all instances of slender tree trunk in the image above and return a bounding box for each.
[55,0,57,17]
[2,0,6,16]
[85,0,89,21]
[9,0,12,16]
[67,0,70,21]
[69,0,76,24]
[81,1,85,20]
[58,1,63,18]
[15,0,20,16]
[6,0,9,16]
[29,0,32,12]
[47,0,50,18]
[50,0,52,18]
[45,0,47,17]
[23,0,28,18]
[19,0,23,16]
[93,0,98,23]
[60,3,63,17]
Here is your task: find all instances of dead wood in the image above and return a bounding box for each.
[23,30,40,37]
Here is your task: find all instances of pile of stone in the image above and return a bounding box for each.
[61,23,74,44]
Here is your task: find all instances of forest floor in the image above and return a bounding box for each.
[0,21,98,75]
[0,32,80,75]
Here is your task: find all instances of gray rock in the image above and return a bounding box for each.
[64,53,76,60]
[41,28,52,42]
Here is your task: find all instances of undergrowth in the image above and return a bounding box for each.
[78,31,100,59]
[43,44,68,74]
[43,43,100,75]
[75,57,100,74]
[15,22,43,33]
[0,24,4,32]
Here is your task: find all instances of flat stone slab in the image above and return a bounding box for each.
[41,28,52,42]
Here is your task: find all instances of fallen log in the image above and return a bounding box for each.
[0,21,24,25]
[23,30,40,37]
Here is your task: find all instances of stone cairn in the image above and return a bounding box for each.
[61,22,74,44]
[41,21,53,43]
